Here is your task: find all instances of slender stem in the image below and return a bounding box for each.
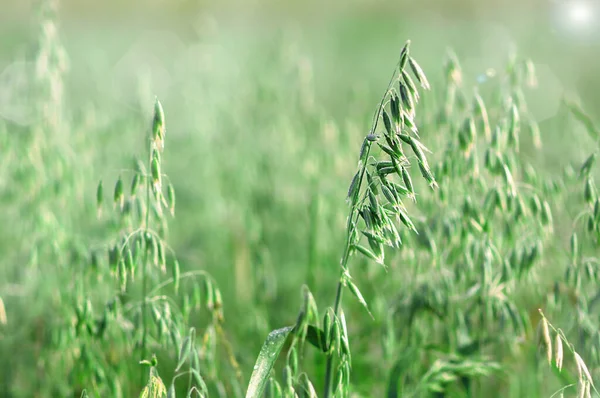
[322,211,360,396]
[188,353,193,392]
[322,280,344,397]
[141,248,150,359]
[323,151,370,397]
[141,139,153,383]
[323,60,401,397]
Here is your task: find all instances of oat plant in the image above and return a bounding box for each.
[81,98,236,396]
[372,48,564,397]
[538,311,598,398]
[245,40,436,398]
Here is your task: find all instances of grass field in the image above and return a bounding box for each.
[2,1,600,397]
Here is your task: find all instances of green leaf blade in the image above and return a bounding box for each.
[245,326,294,398]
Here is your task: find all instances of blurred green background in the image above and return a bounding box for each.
[1,0,600,396]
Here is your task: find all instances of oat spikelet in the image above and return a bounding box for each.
[0,296,6,325]
[541,317,552,365]
[555,332,563,371]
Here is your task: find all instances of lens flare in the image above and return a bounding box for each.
[552,0,598,38]
[568,1,593,25]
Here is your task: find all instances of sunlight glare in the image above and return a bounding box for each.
[568,1,593,25]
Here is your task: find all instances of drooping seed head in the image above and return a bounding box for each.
[570,233,579,263]
[390,93,401,125]
[408,57,431,90]
[584,177,596,204]
[401,70,419,103]
[96,180,103,215]
[555,332,563,371]
[540,317,552,365]
[528,118,542,149]
[399,40,410,71]
[167,183,176,216]
[508,104,520,152]
[347,171,361,201]
[0,296,6,325]
[473,90,491,141]
[151,153,161,193]
[130,173,140,197]
[418,161,437,188]
[114,176,124,210]
[172,259,180,294]
[346,278,373,317]
[152,97,165,151]
[399,83,414,118]
[401,167,415,201]
[382,110,393,137]
[579,153,597,179]
[524,59,538,88]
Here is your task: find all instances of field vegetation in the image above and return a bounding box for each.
[1,1,600,397]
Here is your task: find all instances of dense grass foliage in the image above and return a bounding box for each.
[2,2,600,397]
